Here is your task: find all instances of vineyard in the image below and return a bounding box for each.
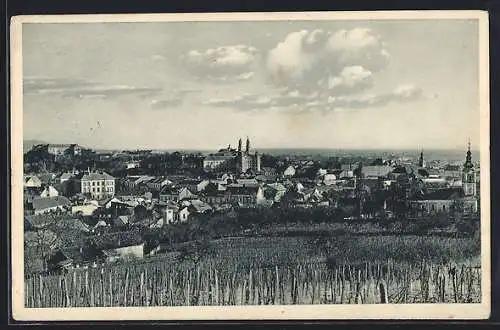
[25,259,481,307]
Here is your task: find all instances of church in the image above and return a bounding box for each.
[236,137,261,174]
[408,142,479,215]
[203,137,261,174]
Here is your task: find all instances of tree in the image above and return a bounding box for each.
[24,229,60,272]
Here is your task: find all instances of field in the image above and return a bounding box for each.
[25,234,482,307]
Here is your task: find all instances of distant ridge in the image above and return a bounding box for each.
[23,140,47,153]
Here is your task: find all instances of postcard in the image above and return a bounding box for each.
[10,10,490,320]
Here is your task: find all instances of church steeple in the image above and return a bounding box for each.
[462,138,476,197]
[238,138,242,152]
[464,138,473,170]
[245,136,250,153]
[418,148,426,168]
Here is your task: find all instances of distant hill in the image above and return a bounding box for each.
[23,140,47,153]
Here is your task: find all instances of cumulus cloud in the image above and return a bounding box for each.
[183,45,259,82]
[319,65,374,94]
[266,28,389,93]
[24,77,162,99]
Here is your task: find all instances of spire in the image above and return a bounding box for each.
[245,136,250,153]
[464,138,473,170]
[418,148,425,168]
[238,138,242,152]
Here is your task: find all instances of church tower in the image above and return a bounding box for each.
[245,137,250,154]
[418,149,426,168]
[462,140,476,196]
[238,138,242,153]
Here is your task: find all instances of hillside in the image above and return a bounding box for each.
[23,140,47,153]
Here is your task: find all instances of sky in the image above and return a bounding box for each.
[22,18,481,151]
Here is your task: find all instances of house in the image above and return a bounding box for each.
[264,183,288,202]
[283,165,296,177]
[124,161,140,169]
[179,206,191,222]
[162,204,179,224]
[224,185,262,205]
[188,199,213,214]
[57,172,76,183]
[71,203,99,216]
[76,171,115,200]
[145,176,173,191]
[100,197,122,209]
[24,175,42,188]
[179,187,197,200]
[236,178,259,187]
[92,232,144,263]
[113,215,130,229]
[159,186,181,202]
[47,246,104,272]
[323,173,337,186]
[32,196,71,215]
[39,185,59,198]
[261,167,277,176]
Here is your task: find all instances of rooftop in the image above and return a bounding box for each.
[78,171,115,181]
[32,196,71,210]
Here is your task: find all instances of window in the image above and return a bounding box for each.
[443,205,446,212]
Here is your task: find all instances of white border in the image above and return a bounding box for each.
[10,10,491,321]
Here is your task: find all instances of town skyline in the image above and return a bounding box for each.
[22,19,480,150]
[24,138,481,154]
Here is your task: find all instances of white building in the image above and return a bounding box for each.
[24,175,42,188]
[77,171,115,200]
[283,166,296,177]
[39,185,59,198]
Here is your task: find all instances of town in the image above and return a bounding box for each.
[23,138,480,275]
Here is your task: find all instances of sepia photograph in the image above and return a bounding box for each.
[10,11,490,320]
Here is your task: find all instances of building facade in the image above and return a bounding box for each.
[77,171,115,199]
[43,144,82,156]
[237,137,261,173]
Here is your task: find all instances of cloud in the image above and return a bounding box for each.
[326,84,425,111]
[319,65,374,94]
[150,98,182,109]
[204,84,424,114]
[182,45,259,82]
[266,28,389,93]
[149,89,198,109]
[24,77,162,100]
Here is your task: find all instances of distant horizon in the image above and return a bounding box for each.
[23,138,480,153]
